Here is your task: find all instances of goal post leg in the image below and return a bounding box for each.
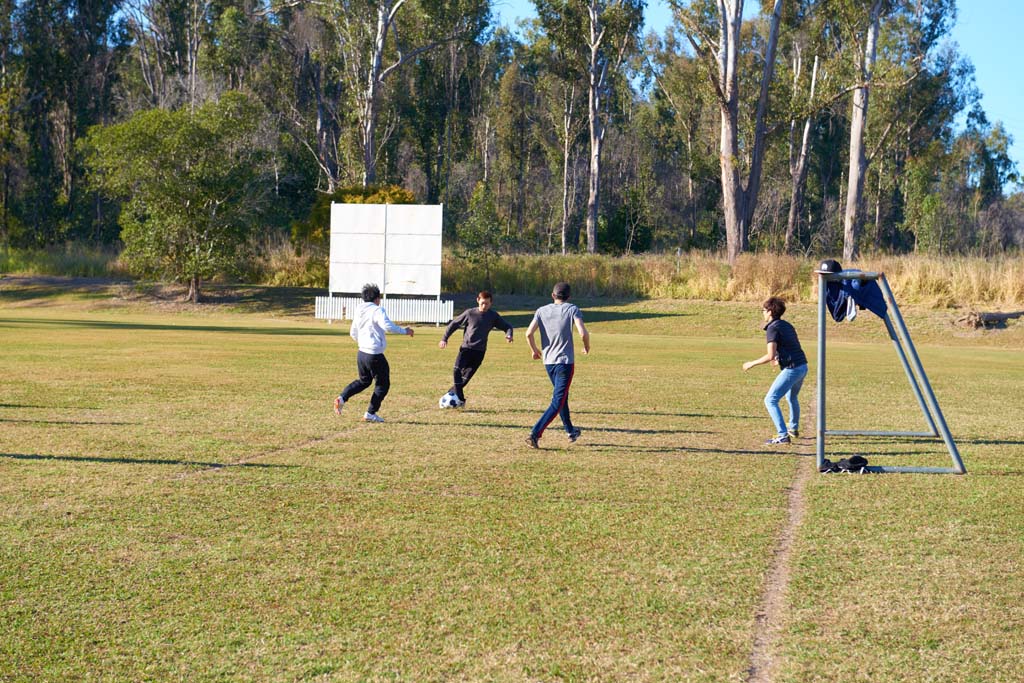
[816,272,826,471]
[878,275,967,474]
[882,313,939,436]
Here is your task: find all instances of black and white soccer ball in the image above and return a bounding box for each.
[439,392,460,409]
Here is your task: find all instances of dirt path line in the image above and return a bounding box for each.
[747,453,814,683]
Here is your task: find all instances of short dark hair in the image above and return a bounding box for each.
[477,291,492,300]
[361,283,381,302]
[552,282,571,300]
[762,296,786,319]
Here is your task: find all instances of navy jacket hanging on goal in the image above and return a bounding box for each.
[824,272,887,322]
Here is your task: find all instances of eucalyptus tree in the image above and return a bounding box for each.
[672,0,784,264]
[122,0,213,111]
[524,13,588,253]
[865,38,973,250]
[836,0,958,260]
[0,0,24,248]
[14,0,124,245]
[838,0,882,261]
[647,29,719,247]
[396,21,496,208]
[784,44,818,252]
[310,0,489,186]
[781,2,829,252]
[582,0,643,252]
[533,0,643,253]
[491,58,539,239]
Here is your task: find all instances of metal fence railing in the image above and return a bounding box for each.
[315,296,453,325]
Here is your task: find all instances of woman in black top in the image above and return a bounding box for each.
[742,297,809,445]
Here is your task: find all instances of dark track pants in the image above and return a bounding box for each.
[531,363,575,440]
[449,348,486,401]
[341,351,390,415]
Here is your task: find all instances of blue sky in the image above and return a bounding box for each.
[491,0,1024,176]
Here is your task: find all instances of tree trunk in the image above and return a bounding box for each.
[842,0,882,263]
[361,3,389,186]
[714,0,744,265]
[188,275,200,303]
[186,0,208,114]
[873,157,885,249]
[561,85,576,254]
[686,127,696,244]
[585,110,601,253]
[786,54,818,253]
[740,0,783,232]
[720,103,745,265]
[308,53,340,192]
[481,116,491,184]
[585,10,604,255]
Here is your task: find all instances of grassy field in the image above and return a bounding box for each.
[1,278,1022,682]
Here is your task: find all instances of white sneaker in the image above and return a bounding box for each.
[363,412,384,423]
[333,396,344,414]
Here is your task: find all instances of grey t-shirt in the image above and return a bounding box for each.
[533,302,582,365]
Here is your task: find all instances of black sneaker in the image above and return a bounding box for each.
[568,427,582,443]
[765,434,791,445]
[525,435,539,449]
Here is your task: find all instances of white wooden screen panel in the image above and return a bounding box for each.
[328,203,442,296]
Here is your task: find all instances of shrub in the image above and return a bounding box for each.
[289,184,416,254]
[0,243,127,278]
[235,232,328,288]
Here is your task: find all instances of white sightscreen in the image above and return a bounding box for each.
[329,203,443,296]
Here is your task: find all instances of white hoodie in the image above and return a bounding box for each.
[350,301,407,354]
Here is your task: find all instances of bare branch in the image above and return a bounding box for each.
[379,37,457,82]
[680,32,726,106]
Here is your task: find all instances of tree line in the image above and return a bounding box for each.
[1,0,1020,297]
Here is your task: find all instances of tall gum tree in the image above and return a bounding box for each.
[583,0,642,253]
[310,0,488,186]
[839,0,956,260]
[673,0,784,264]
[534,0,642,253]
[528,6,589,253]
[841,0,882,262]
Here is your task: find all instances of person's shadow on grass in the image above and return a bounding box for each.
[1,452,295,469]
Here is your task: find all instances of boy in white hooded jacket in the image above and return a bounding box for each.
[334,283,414,422]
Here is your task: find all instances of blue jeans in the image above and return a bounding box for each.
[532,363,575,440]
[764,364,808,436]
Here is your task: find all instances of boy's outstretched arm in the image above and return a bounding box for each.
[439,310,467,348]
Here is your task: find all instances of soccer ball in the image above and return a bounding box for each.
[439,392,460,409]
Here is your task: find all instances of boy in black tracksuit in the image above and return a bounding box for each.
[438,291,513,407]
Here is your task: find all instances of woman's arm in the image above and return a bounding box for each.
[742,342,778,371]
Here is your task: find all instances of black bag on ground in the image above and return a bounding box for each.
[837,455,869,473]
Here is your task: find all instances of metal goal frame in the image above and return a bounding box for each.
[815,270,966,474]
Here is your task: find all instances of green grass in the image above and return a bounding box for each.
[1,280,1022,681]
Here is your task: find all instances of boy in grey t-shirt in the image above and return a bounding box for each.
[524,282,590,448]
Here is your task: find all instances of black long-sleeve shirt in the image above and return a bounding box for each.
[442,308,513,351]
